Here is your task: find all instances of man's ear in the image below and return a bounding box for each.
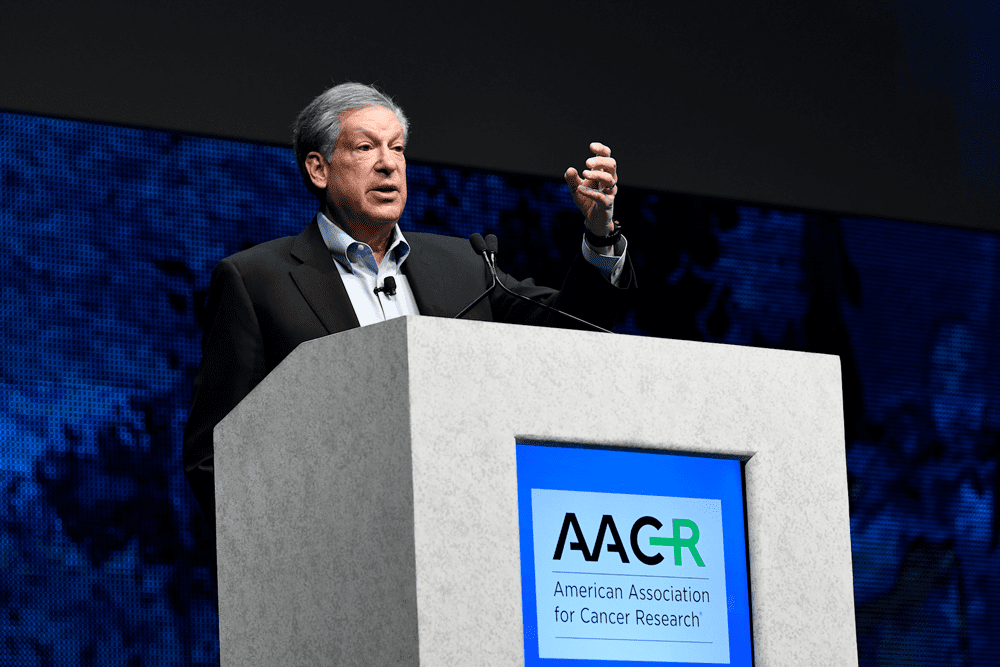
[304,152,329,190]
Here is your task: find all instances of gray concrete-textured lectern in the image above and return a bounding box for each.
[215,316,857,666]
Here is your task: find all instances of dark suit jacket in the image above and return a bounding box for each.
[183,219,632,522]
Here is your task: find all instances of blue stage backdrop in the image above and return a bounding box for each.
[1,111,998,666]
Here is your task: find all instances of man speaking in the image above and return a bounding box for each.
[183,82,634,522]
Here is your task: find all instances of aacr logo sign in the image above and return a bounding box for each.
[530,489,731,664]
[553,513,705,566]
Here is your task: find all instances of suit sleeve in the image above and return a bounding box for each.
[490,249,636,332]
[183,258,268,523]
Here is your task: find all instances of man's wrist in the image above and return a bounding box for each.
[585,221,622,252]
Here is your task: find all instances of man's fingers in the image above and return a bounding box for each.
[567,144,617,209]
[589,142,612,157]
[564,166,584,189]
[585,159,617,188]
[585,156,616,170]
[582,169,616,188]
[575,184,615,207]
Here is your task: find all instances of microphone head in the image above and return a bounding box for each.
[484,234,498,255]
[383,276,397,295]
[469,233,487,255]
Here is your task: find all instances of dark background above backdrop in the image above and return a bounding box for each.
[1,0,997,232]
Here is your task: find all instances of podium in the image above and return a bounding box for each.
[214,316,857,665]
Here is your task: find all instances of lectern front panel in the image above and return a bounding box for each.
[516,442,753,666]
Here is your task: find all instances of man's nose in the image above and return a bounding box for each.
[374,146,397,172]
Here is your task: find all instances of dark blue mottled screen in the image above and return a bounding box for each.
[1,111,998,665]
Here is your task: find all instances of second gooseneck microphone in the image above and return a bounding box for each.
[453,234,497,319]
[456,233,612,334]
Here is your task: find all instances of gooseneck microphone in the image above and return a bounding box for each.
[374,276,397,297]
[454,234,497,319]
[455,233,612,334]
[470,232,488,256]
[484,233,498,266]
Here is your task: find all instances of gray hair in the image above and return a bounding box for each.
[292,82,410,197]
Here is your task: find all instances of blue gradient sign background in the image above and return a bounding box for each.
[516,443,753,666]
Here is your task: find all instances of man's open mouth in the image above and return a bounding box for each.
[373,185,397,193]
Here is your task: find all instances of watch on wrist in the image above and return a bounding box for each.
[585,221,621,248]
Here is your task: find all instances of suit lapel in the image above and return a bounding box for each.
[402,235,455,317]
[288,219,361,334]
[403,233,493,319]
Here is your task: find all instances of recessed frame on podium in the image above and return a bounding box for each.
[214,316,856,666]
[516,443,752,666]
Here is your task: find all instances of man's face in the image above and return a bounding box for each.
[308,105,407,231]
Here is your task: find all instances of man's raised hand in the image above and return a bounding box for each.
[564,142,618,237]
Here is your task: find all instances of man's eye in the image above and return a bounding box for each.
[358,144,371,151]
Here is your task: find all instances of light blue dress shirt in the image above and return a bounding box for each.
[316,213,420,327]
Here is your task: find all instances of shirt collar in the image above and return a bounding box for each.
[315,211,411,272]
